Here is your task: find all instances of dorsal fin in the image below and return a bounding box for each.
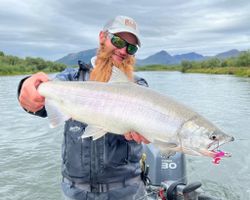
[109,66,130,83]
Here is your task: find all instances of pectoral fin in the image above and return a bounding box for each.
[81,125,107,140]
[45,99,70,128]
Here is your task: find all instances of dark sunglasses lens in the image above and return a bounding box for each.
[127,44,138,55]
[111,36,126,48]
[110,34,138,55]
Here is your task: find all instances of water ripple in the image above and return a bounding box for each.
[1,73,249,200]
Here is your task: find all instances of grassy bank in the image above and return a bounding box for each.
[0,51,68,76]
[184,67,250,77]
[135,64,181,71]
[0,64,67,76]
[1,50,250,77]
[136,50,250,77]
[136,65,250,77]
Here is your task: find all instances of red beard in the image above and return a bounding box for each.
[90,43,135,82]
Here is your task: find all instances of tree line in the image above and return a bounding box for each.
[0,51,68,75]
[1,50,250,77]
[180,50,250,76]
[137,50,250,77]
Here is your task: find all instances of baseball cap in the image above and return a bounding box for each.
[103,15,141,47]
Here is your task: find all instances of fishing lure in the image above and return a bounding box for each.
[212,150,225,164]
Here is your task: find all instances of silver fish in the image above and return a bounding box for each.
[38,67,234,158]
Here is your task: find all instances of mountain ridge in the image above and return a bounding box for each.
[55,48,242,66]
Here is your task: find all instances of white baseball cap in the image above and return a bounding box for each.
[103,15,141,47]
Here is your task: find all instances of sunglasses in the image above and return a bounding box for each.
[108,33,138,55]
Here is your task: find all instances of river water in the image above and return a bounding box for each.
[0,71,249,200]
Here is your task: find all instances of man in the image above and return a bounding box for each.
[18,15,150,200]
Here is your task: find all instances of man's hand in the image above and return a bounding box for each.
[19,72,49,113]
[124,131,150,144]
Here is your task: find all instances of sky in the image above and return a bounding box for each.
[0,0,249,61]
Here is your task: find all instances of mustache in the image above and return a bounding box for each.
[90,43,135,82]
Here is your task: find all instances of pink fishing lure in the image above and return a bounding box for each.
[212,151,225,164]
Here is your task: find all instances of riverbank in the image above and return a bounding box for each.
[1,50,249,77]
[1,65,250,77]
[136,65,250,77]
[184,66,250,77]
[136,50,250,77]
[0,68,66,76]
[0,52,68,76]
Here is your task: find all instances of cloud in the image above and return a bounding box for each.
[0,0,249,60]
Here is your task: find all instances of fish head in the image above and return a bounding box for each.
[178,117,234,157]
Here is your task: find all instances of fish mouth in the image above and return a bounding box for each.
[206,138,234,158]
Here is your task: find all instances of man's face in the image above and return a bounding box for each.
[102,32,138,64]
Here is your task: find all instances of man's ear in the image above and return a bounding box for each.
[99,31,106,44]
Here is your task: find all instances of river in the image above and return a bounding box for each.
[0,71,249,200]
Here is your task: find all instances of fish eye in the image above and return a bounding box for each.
[210,134,217,140]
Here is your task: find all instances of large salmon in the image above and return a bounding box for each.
[38,67,234,158]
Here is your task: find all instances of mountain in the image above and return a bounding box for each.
[136,50,177,66]
[55,48,242,66]
[215,49,240,59]
[173,52,204,62]
[56,48,97,65]
[136,49,241,66]
[136,51,205,66]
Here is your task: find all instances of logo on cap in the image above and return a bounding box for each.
[125,19,137,30]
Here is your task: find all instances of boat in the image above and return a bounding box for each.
[142,144,221,200]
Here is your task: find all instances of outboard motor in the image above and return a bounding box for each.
[143,144,187,186]
[142,144,220,200]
